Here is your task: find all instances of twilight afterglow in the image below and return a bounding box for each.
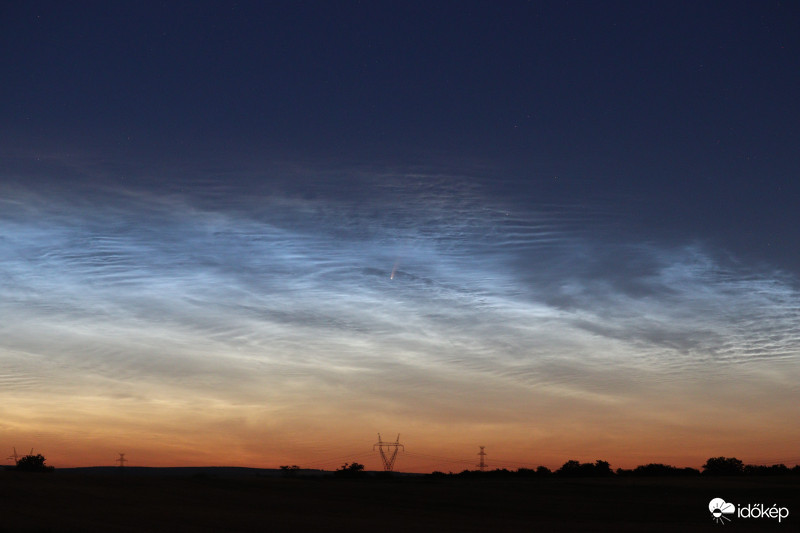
[1,1,798,472]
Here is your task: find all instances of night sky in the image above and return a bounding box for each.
[1,1,799,471]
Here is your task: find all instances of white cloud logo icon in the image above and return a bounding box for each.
[709,498,735,524]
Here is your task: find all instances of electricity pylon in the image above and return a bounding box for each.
[7,448,33,464]
[477,446,487,471]
[373,433,404,472]
[6,447,19,464]
[116,453,127,468]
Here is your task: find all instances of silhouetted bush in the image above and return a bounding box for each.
[15,454,54,473]
[702,457,744,476]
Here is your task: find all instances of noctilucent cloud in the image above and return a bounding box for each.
[1,1,798,471]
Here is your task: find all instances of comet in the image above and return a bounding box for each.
[390,261,398,280]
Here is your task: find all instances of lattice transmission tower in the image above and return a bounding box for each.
[477,446,487,471]
[7,448,33,464]
[7,448,20,464]
[116,453,127,468]
[373,433,404,472]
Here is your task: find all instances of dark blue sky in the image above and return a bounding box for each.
[2,2,800,468]
[3,1,799,269]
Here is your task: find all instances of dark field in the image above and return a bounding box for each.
[1,470,797,532]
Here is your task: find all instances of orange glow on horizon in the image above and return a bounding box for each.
[4,369,798,473]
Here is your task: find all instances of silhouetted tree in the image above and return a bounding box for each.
[16,454,54,473]
[515,466,552,477]
[627,463,699,476]
[334,462,365,478]
[279,465,301,477]
[702,457,744,475]
[557,460,582,477]
[743,463,791,476]
[594,460,612,476]
[634,463,673,476]
[556,459,613,477]
[424,460,797,480]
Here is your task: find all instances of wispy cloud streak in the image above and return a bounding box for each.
[1,170,798,465]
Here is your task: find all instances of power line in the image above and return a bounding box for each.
[300,450,378,469]
[403,451,473,466]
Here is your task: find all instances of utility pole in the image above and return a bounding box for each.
[373,434,404,472]
[477,446,487,472]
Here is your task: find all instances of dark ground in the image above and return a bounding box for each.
[0,470,797,532]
